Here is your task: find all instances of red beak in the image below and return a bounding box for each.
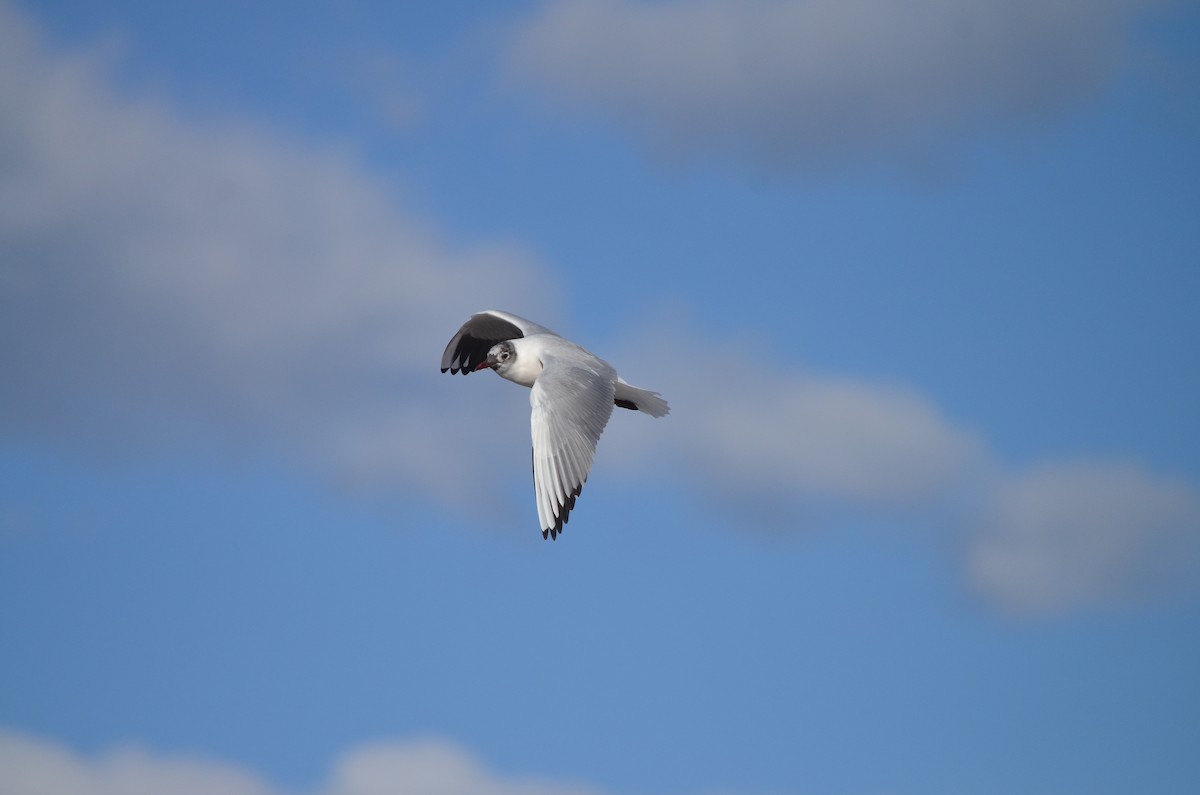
[474,360,493,371]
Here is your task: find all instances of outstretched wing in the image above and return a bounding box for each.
[440,310,558,375]
[530,350,616,539]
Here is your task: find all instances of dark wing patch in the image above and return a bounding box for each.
[542,482,583,541]
[440,313,526,374]
[534,448,582,541]
[614,398,638,411]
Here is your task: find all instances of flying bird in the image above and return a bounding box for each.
[441,310,669,539]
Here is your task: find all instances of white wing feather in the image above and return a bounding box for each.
[529,349,616,538]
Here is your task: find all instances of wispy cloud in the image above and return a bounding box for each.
[0,730,606,795]
[0,731,278,795]
[603,327,984,508]
[505,0,1155,167]
[325,740,605,795]
[0,0,553,499]
[1,0,1195,615]
[605,322,1200,613]
[969,461,1200,614]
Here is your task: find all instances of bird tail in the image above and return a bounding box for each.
[614,379,670,417]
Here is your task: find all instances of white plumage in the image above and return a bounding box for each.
[441,310,669,539]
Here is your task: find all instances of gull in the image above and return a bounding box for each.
[441,310,669,539]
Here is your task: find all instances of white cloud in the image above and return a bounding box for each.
[0,0,554,499]
[969,461,1200,614]
[0,731,279,795]
[0,731,607,795]
[505,0,1154,166]
[607,330,1199,613]
[678,369,980,506]
[602,328,984,508]
[0,0,1196,615]
[327,740,605,795]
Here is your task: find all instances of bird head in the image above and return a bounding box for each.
[477,340,516,373]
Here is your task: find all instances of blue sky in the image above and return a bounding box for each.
[2,1,1199,794]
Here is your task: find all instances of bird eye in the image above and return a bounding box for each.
[501,351,509,360]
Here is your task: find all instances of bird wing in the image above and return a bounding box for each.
[529,349,616,539]
[440,310,558,375]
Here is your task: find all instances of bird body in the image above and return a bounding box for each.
[441,310,668,539]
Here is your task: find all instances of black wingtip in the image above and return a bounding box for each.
[542,485,581,541]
